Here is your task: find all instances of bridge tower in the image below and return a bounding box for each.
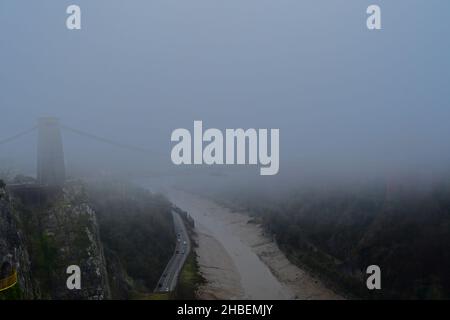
[37,117,66,186]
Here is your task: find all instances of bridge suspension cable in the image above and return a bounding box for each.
[0,126,37,146]
[0,123,166,160]
[61,125,156,154]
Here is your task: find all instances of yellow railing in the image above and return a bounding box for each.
[0,269,18,292]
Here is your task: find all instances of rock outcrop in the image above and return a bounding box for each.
[0,184,33,299]
[2,181,111,299]
[34,183,111,299]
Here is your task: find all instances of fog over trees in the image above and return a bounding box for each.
[1,1,450,300]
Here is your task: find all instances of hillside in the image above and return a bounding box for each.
[217,181,450,299]
[86,180,176,298]
[0,178,175,300]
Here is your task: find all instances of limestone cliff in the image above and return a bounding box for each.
[0,185,33,299]
[35,183,111,299]
[2,181,111,299]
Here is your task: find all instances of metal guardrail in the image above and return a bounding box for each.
[0,269,18,292]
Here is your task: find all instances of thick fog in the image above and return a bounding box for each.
[1,1,450,189]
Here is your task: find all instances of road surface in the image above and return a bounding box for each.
[154,210,191,293]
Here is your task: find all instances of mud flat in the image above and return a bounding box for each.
[194,224,244,300]
[167,189,342,300]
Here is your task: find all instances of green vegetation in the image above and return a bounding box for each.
[15,200,58,298]
[0,284,23,300]
[132,290,171,300]
[140,292,171,300]
[221,181,450,299]
[133,208,203,300]
[2,178,176,299]
[86,180,176,298]
[173,250,205,300]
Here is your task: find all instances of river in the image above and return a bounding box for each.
[137,178,341,300]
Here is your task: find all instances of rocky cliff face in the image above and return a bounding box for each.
[32,183,111,299]
[0,185,33,299]
[2,181,111,299]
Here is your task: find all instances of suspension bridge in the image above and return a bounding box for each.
[0,117,158,187]
[0,117,160,292]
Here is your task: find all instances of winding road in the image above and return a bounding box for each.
[154,210,191,293]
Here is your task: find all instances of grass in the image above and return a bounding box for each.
[132,250,204,300]
[173,250,205,300]
[126,212,205,300]
[0,284,23,300]
[132,292,170,300]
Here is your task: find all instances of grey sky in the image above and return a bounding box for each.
[1,1,450,180]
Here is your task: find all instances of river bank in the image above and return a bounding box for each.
[167,189,342,300]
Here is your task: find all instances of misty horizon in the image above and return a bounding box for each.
[2,0,450,186]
